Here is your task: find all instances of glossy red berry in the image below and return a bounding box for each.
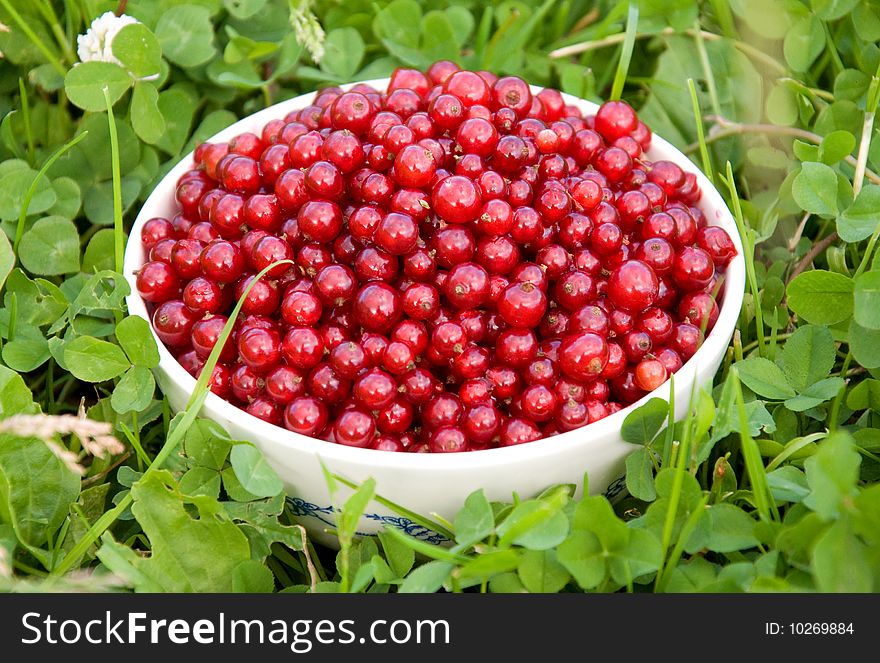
[284,397,328,436]
[607,260,659,312]
[559,332,608,382]
[594,100,638,140]
[136,260,179,303]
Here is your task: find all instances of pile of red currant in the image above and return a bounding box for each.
[135,61,737,453]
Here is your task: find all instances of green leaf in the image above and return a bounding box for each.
[130,82,166,145]
[791,140,819,161]
[112,23,162,79]
[124,470,254,592]
[783,15,824,72]
[854,1,880,41]
[371,554,395,585]
[849,319,880,369]
[273,33,303,80]
[517,549,570,593]
[110,366,155,414]
[60,482,111,566]
[222,467,260,502]
[229,444,283,498]
[765,83,798,126]
[83,177,141,226]
[1,111,27,161]
[0,365,37,416]
[184,420,233,471]
[457,549,520,579]
[734,358,796,400]
[64,335,131,382]
[570,496,661,587]
[398,560,453,593]
[833,68,870,102]
[0,434,81,548]
[0,161,55,221]
[848,379,880,412]
[610,528,662,586]
[232,558,275,592]
[1,333,50,372]
[96,535,164,591]
[115,315,160,368]
[489,572,527,593]
[18,216,80,275]
[453,489,495,547]
[704,504,759,553]
[838,185,880,242]
[854,428,880,452]
[154,87,197,156]
[664,556,718,592]
[338,478,376,545]
[320,28,364,81]
[496,497,569,550]
[811,0,860,21]
[766,466,811,503]
[156,5,216,68]
[620,397,669,445]
[378,529,415,578]
[625,447,657,501]
[179,466,222,499]
[48,177,82,220]
[373,0,422,52]
[56,113,140,185]
[783,377,845,411]
[819,130,856,165]
[811,520,873,591]
[0,231,14,293]
[853,484,880,545]
[224,0,269,20]
[419,11,459,64]
[854,271,880,329]
[442,6,474,47]
[776,325,836,392]
[557,530,606,589]
[786,270,854,325]
[792,162,839,216]
[64,62,132,112]
[804,432,860,520]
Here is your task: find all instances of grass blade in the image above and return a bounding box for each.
[12,131,88,254]
[51,260,293,577]
[723,161,765,356]
[103,86,124,276]
[655,492,710,592]
[731,368,779,522]
[18,78,35,164]
[609,1,639,101]
[687,78,714,184]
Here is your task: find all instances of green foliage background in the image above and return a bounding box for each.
[0,0,879,592]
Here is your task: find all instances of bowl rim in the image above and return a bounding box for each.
[123,77,747,472]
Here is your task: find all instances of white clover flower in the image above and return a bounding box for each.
[290,0,325,64]
[76,10,138,66]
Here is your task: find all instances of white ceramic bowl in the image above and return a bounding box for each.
[124,79,746,547]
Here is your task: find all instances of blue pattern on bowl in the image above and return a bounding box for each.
[285,475,628,545]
